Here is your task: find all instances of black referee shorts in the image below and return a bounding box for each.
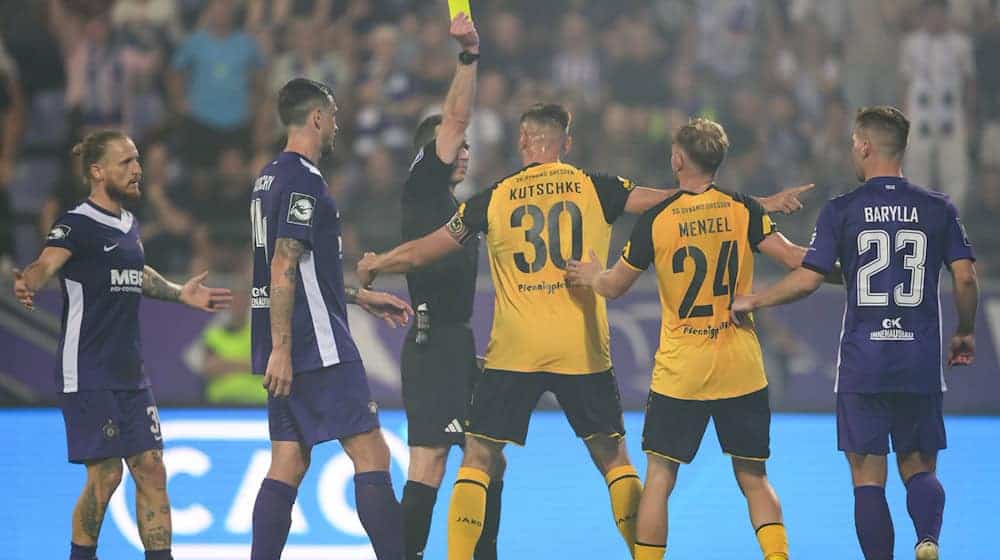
[400,323,481,447]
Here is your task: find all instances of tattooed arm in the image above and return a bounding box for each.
[142,265,182,302]
[263,237,305,397]
[143,266,233,311]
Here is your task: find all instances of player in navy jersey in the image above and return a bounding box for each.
[732,107,979,560]
[13,130,233,560]
[248,78,412,560]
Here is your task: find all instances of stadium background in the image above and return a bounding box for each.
[1,1,998,558]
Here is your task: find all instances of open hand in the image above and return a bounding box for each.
[729,294,756,327]
[565,250,603,288]
[357,288,413,327]
[13,269,34,310]
[180,271,233,312]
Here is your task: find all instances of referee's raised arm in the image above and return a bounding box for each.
[435,12,480,164]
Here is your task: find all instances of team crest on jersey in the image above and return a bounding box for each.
[47,224,71,241]
[102,418,119,440]
[287,193,316,226]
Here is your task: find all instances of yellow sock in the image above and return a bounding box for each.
[605,464,642,554]
[756,523,789,560]
[447,467,490,560]
[634,542,666,560]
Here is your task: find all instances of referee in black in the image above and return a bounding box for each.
[390,13,504,560]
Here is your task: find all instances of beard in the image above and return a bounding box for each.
[109,180,141,202]
[321,131,337,157]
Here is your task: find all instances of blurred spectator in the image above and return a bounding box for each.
[408,15,451,97]
[692,0,765,83]
[268,18,349,95]
[64,17,130,131]
[462,70,510,195]
[810,95,854,194]
[842,0,907,110]
[140,139,194,274]
[353,23,419,155]
[112,0,182,45]
[169,0,264,167]
[182,147,253,273]
[763,90,811,188]
[481,11,539,81]
[247,0,333,29]
[551,12,603,108]
[347,145,402,254]
[186,274,266,405]
[901,0,976,210]
[606,17,667,108]
[0,36,23,267]
[772,17,840,127]
[976,8,1000,167]
[963,165,1000,276]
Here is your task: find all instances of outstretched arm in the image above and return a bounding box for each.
[565,250,643,300]
[730,267,825,325]
[13,247,72,310]
[143,266,232,311]
[356,225,463,288]
[624,184,816,216]
[435,12,480,164]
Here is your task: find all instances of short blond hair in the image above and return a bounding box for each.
[673,118,730,174]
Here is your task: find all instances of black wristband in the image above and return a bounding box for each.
[459,51,480,65]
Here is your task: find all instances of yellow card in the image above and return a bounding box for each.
[448,0,472,21]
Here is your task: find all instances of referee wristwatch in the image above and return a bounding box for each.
[459,50,480,65]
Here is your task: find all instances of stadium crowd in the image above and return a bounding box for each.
[1,0,998,279]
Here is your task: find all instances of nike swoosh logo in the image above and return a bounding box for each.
[103,244,118,252]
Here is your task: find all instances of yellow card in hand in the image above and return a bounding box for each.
[448,0,472,21]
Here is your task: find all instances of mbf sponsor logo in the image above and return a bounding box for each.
[110,269,143,294]
[107,419,409,559]
[870,317,915,341]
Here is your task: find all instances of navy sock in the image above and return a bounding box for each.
[251,478,298,560]
[355,470,403,560]
[402,480,438,559]
[144,550,172,560]
[474,480,503,560]
[905,471,945,545]
[70,542,97,560]
[854,485,894,560]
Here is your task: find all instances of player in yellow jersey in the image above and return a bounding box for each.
[357,105,811,559]
[567,119,812,560]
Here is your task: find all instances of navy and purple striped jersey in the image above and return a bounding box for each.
[802,177,975,394]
